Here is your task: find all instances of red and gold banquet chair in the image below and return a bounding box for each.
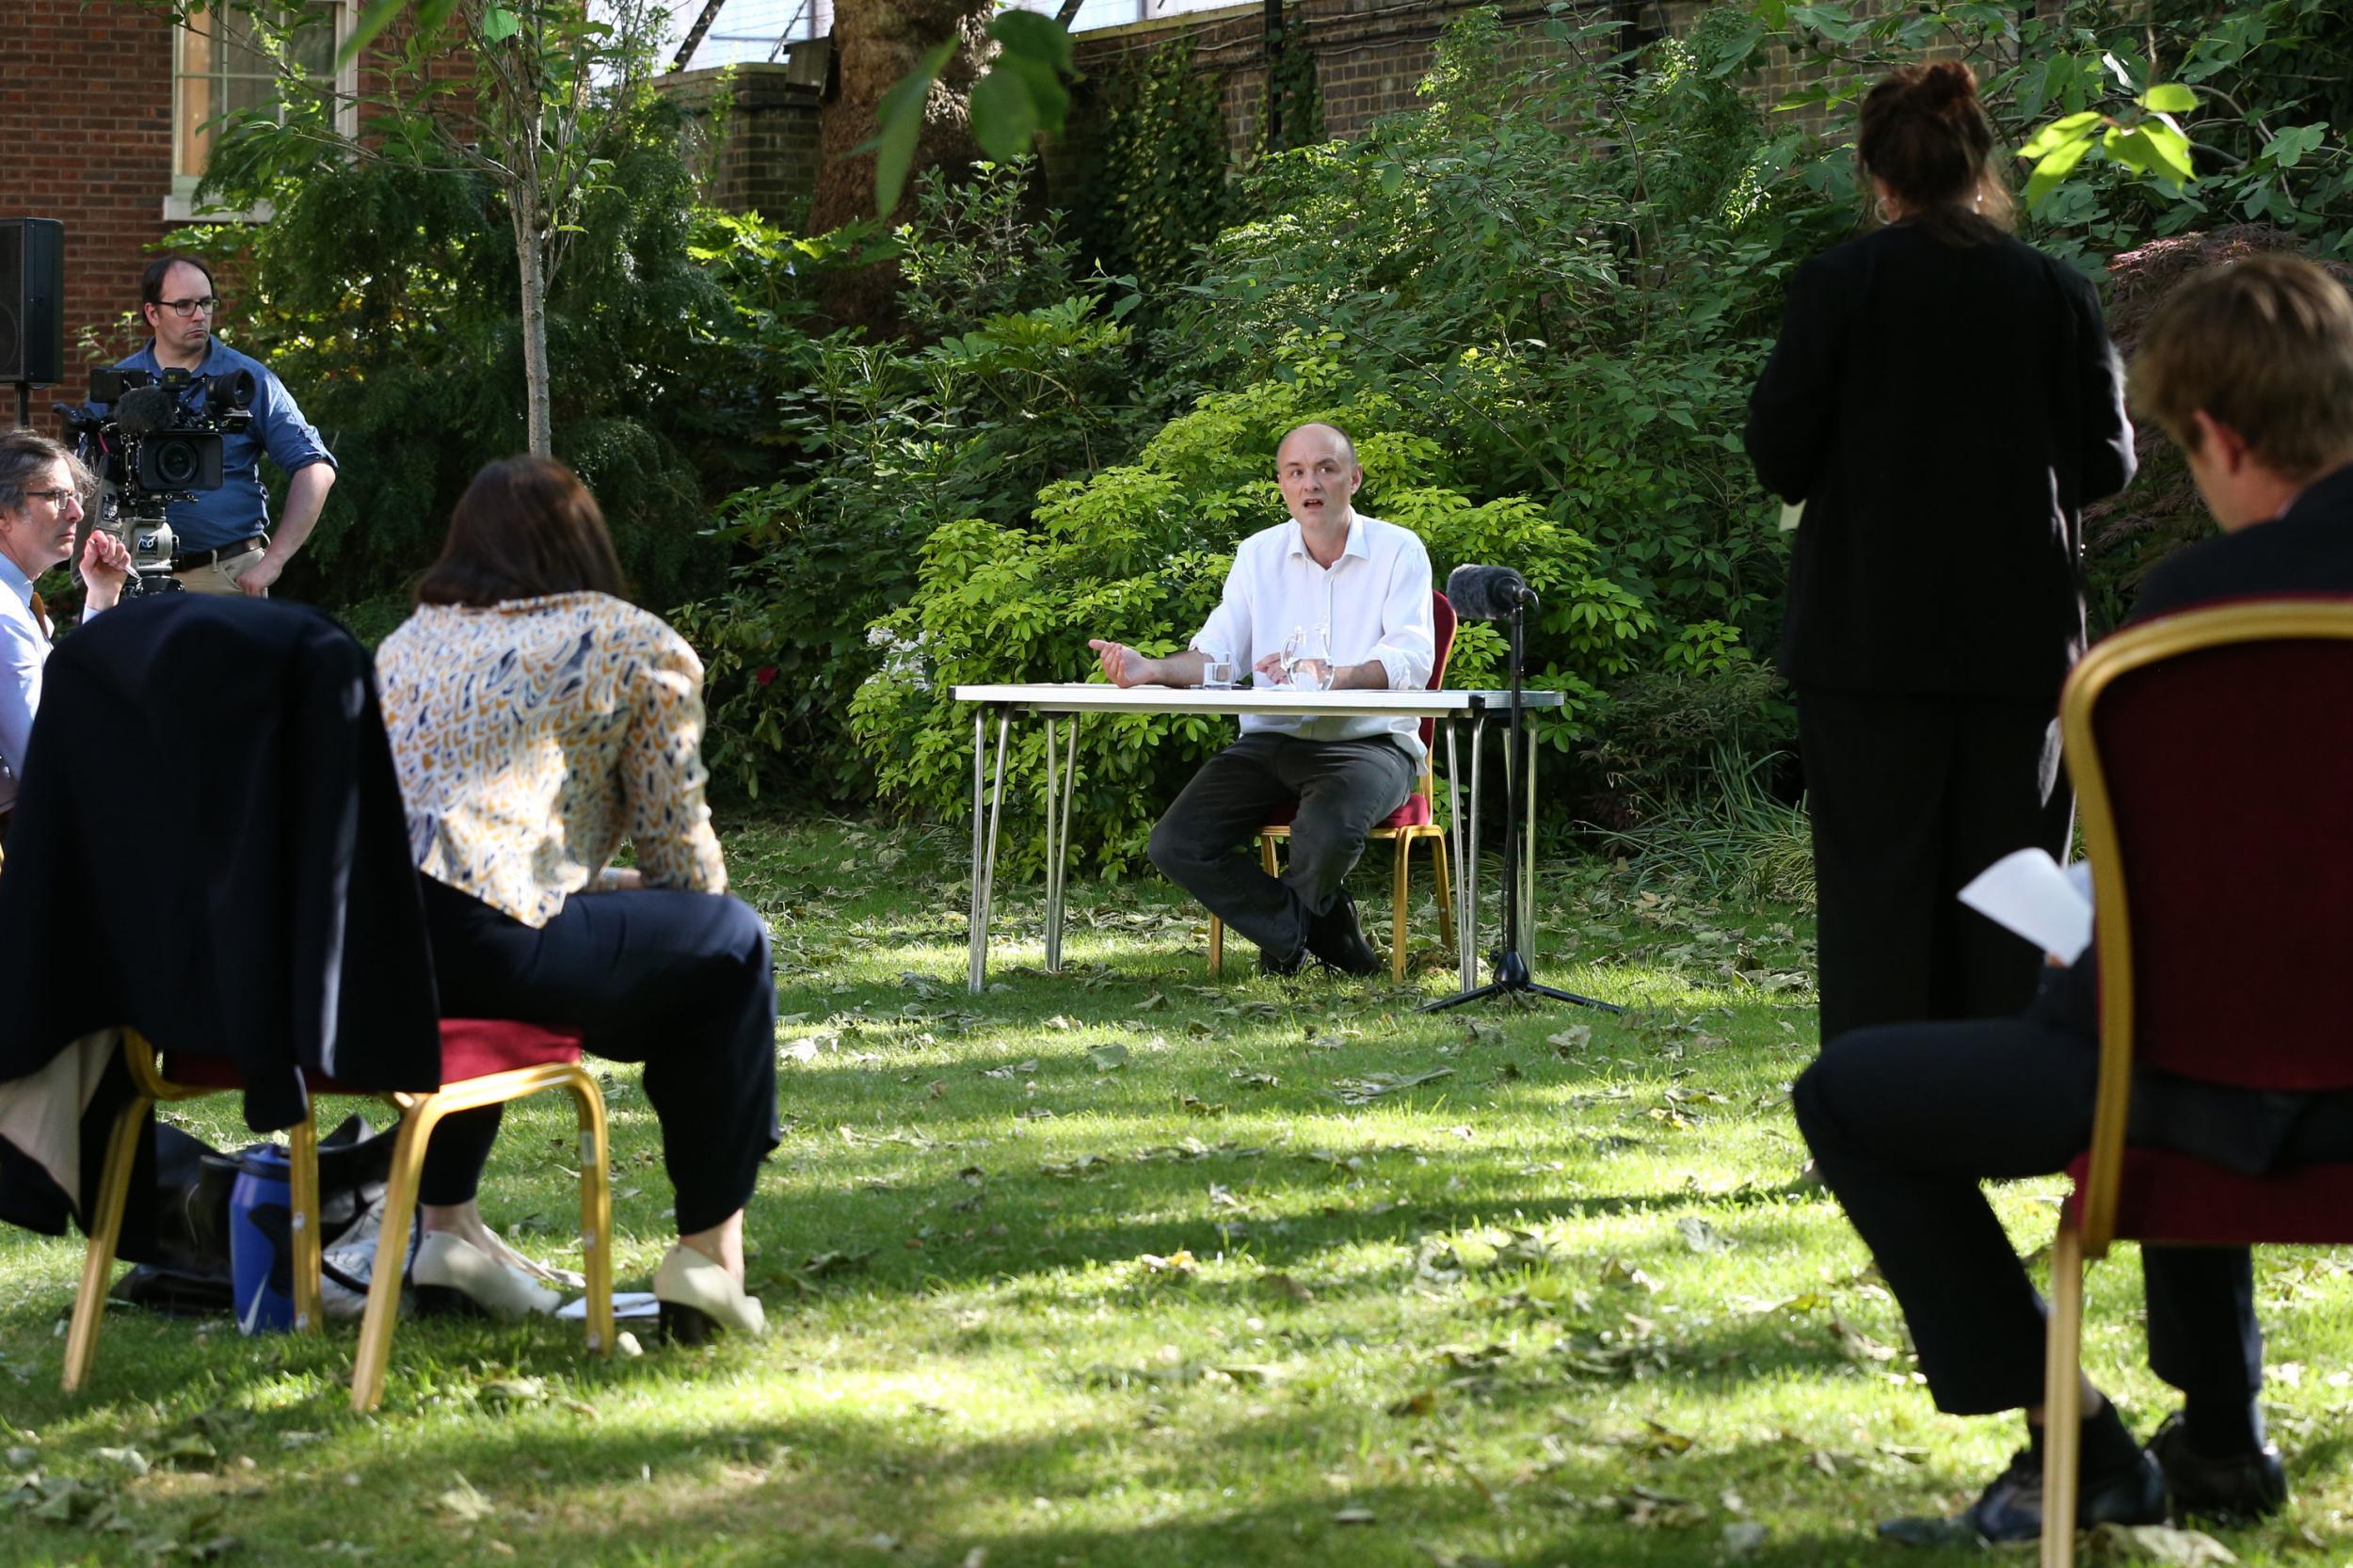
[2039,599,2353,1567]
[1208,589,1458,983]
[67,1021,615,1413]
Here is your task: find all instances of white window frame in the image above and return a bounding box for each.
[167,0,360,222]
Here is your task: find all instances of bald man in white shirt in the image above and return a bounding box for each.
[1089,423,1435,976]
[0,432,131,841]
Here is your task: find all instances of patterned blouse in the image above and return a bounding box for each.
[376,592,728,928]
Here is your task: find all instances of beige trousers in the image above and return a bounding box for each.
[172,544,267,597]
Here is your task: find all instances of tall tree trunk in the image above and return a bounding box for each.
[809,0,994,332]
[509,173,553,456]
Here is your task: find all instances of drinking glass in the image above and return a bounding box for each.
[1201,655,1238,689]
[1283,624,1333,692]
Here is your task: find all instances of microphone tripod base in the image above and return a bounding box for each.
[1419,947,1623,1015]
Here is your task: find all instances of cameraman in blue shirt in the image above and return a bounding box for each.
[109,255,336,596]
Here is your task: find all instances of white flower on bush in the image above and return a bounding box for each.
[867,624,934,690]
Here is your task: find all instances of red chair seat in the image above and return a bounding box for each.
[2063,1148,2353,1247]
[162,1018,584,1094]
[1261,792,1433,832]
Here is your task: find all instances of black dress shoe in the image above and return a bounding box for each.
[1880,1445,2166,1545]
[1305,890,1385,977]
[1256,940,1307,978]
[2150,1413,2288,1521]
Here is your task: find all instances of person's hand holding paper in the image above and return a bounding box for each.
[1958,848,2093,966]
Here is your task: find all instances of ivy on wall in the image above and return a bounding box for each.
[1260,6,1322,156]
[1077,35,1235,295]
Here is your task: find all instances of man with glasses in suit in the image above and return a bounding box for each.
[105,255,336,597]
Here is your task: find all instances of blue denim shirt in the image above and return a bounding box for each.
[107,338,335,552]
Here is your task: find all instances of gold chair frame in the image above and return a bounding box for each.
[2038,599,2353,1568]
[1206,752,1456,984]
[65,1027,616,1413]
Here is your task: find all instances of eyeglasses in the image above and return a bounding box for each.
[24,488,82,509]
[156,296,220,318]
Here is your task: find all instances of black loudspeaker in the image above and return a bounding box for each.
[0,218,66,387]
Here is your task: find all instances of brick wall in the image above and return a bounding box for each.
[0,0,179,434]
[656,43,829,226]
[1051,0,1865,198]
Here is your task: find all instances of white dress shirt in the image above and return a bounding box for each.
[1190,511,1436,758]
[0,554,50,815]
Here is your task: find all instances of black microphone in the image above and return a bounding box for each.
[1445,563,1538,620]
[115,384,179,438]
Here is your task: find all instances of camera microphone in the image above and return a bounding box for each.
[115,384,179,439]
[1445,564,1539,621]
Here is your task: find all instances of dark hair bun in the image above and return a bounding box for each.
[1920,60,1978,114]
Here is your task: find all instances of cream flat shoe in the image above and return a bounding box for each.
[412,1232,563,1321]
[653,1243,765,1343]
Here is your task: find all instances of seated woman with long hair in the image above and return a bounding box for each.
[375,456,776,1341]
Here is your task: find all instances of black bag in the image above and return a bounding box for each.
[108,1113,407,1315]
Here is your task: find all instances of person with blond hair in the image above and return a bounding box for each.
[1795,253,2353,1544]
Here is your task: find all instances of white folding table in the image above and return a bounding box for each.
[949,683,1565,993]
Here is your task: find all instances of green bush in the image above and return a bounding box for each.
[846,375,1650,875]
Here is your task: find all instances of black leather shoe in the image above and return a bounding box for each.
[1305,890,1385,977]
[2150,1412,2288,1522]
[1256,940,1307,978]
[1880,1445,2166,1545]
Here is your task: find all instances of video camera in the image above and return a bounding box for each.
[59,365,255,596]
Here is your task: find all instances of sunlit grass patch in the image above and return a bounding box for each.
[1,814,2345,1566]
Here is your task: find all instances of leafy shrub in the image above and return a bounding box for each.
[846,375,1651,874]
[895,161,1084,341]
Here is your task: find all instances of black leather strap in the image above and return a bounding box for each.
[170,535,267,572]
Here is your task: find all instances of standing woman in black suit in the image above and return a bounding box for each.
[1745,62,2137,1046]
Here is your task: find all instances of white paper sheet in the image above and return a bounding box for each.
[1959,848,2094,964]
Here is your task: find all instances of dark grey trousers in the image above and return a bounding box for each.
[1147,731,1416,961]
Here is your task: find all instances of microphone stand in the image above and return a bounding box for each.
[1423,591,1621,1015]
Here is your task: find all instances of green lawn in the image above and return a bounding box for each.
[3,815,2347,1566]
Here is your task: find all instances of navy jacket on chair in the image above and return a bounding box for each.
[0,596,439,1256]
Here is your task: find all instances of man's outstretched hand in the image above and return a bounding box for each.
[1088,639,1156,688]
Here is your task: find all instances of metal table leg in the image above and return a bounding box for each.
[1043,713,1080,973]
[968,711,989,993]
[1444,717,1469,991]
[1462,711,1486,990]
[967,707,1011,994]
